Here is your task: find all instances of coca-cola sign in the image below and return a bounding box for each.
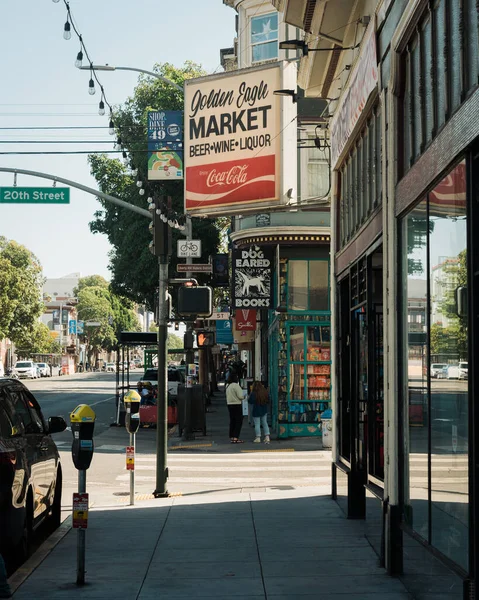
[184,63,284,216]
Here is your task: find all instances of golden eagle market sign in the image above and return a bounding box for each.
[232,246,273,309]
[330,20,378,167]
[184,63,296,216]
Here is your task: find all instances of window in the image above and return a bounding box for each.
[307,135,329,198]
[288,259,329,312]
[6,387,44,434]
[251,13,278,63]
[403,160,468,570]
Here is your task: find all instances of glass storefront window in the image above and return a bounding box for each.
[288,260,329,312]
[403,160,468,570]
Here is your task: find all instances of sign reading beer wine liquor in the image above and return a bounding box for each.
[232,246,273,309]
[184,63,282,216]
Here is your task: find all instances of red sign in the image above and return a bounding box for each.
[235,309,256,331]
[72,493,89,529]
[126,446,134,471]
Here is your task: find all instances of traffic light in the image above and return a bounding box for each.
[148,197,169,257]
[212,254,229,286]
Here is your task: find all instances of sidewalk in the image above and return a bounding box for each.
[167,384,324,453]
[9,490,413,600]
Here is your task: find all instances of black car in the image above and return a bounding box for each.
[0,378,67,568]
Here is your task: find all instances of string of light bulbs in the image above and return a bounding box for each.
[52,0,186,231]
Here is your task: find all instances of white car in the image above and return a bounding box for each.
[458,361,468,380]
[446,365,460,379]
[431,363,447,379]
[14,360,38,379]
[105,362,116,372]
[35,362,50,377]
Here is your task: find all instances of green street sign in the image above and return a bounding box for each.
[0,187,70,204]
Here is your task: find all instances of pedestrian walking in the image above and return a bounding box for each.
[225,372,245,443]
[0,554,12,598]
[248,381,271,444]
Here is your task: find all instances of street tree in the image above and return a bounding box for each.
[16,321,60,356]
[88,62,221,312]
[0,237,43,344]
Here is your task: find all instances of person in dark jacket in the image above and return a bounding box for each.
[248,381,270,444]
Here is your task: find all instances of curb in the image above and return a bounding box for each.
[7,515,72,595]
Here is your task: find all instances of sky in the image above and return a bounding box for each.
[0,0,235,281]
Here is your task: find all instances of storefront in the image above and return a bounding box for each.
[266,248,332,438]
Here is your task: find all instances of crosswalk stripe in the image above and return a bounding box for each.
[130,465,332,472]
[116,474,331,484]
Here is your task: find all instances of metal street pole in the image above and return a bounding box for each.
[154,200,170,497]
[182,216,195,441]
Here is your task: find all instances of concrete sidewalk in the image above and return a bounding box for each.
[9,489,414,600]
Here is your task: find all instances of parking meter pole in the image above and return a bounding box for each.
[154,255,169,497]
[70,404,95,587]
[77,470,86,585]
[129,432,135,506]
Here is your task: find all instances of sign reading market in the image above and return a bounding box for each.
[184,63,282,216]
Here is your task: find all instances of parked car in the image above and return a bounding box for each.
[141,366,186,398]
[431,363,447,379]
[446,364,460,379]
[0,362,4,378]
[0,378,67,568]
[35,363,50,378]
[105,363,116,372]
[458,361,468,380]
[13,361,38,380]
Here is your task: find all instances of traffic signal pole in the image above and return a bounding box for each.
[154,254,169,496]
[152,196,170,498]
[182,215,195,441]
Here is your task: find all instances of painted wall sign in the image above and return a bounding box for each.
[232,246,273,309]
[184,64,283,215]
[330,20,378,167]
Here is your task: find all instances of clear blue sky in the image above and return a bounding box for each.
[0,0,235,280]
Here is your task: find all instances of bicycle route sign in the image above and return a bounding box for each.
[0,187,70,204]
[177,239,201,258]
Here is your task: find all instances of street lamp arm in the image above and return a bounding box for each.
[79,65,183,93]
[0,167,151,219]
[114,67,183,93]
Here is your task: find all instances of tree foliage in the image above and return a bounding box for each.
[16,321,60,356]
[0,237,44,344]
[88,62,221,312]
[74,276,141,358]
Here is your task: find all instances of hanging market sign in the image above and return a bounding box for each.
[235,309,256,331]
[232,246,273,309]
[147,111,184,180]
[184,62,297,216]
[330,20,378,167]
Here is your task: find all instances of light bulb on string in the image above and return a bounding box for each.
[88,77,95,96]
[136,180,143,188]
[131,168,138,176]
[63,20,71,40]
[148,197,153,204]
[75,49,83,68]
[161,214,167,223]
[52,0,60,3]
[108,119,115,135]
[122,151,128,166]
[167,219,174,227]
[148,202,155,211]
[98,100,105,116]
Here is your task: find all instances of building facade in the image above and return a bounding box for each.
[277,0,479,596]
[223,0,332,438]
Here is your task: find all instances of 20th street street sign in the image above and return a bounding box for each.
[0,187,70,204]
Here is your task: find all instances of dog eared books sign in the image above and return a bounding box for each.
[232,246,273,309]
[184,61,297,217]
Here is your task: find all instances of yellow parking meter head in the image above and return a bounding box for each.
[124,390,141,403]
[70,404,96,424]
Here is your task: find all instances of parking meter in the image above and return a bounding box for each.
[124,390,141,434]
[70,405,96,470]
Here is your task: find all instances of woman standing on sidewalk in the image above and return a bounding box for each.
[248,381,271,444]
[226,373,245,443]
